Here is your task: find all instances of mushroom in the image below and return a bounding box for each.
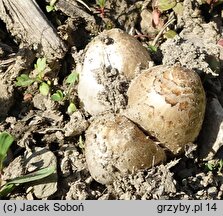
[85,114,166,184]
[125,65,206,155]
[78,28,151,116]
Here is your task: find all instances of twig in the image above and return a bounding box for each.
[76,0,91,11]
[152,13,176,46]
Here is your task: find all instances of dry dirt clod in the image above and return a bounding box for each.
[125,65,206,155]
[78,28,152,116]
[2,156,24,181]
[109,160,178,200]
[24,147,57,199]
[64,110,89,137]
[161,14,221,76]
[85,113,166,185]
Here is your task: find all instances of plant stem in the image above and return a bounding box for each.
[152,13,176,46]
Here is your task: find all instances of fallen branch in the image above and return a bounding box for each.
[0,0,67,62]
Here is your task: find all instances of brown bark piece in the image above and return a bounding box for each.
[0,0,67,61]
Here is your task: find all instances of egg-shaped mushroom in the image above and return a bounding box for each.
[125,65,206,155]
[85,114,166,184]
[78,28,151,116]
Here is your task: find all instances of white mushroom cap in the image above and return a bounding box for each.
[78,28,151,116]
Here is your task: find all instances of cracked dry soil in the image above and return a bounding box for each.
[0,0,223,200]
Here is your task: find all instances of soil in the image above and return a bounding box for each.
[0,0,223,200]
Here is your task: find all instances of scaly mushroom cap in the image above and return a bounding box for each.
[125,65,206,155]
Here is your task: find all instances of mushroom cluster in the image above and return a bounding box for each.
[78,28,206,184]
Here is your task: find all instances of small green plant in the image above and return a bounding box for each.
[164,29,177,39]
[148,45,158,53]
[65,71,79,85]
[218,159,223,173]
[65,71,79,114]
[67,102,77,114]
[34,57,47,77]
[150,0,181,43]
[0,132,14,196]
[51,90,64,102]
[206,161,215,171]
[96,0,106,8]
[205,159,223,174]
[39,82,50,96]
[16,57,50,96]
[46,0,57,12]
[157,0,176,11]
[96,0,107,18]
[50,70,79,114]
[50,70,79,102]
[151,12,176,46]
[16,59,79,114]
[16,74,35,87]
[0,131,56,198]
[156,0,183,15]
[78,135,84,149]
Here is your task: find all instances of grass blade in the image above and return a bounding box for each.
[0,184,15,198]
[0,166,55,198]
[7,166,56,185]
[0,132,14,170]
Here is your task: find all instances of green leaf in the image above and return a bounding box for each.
[218,159,223,172]
[157,0,177,11]
[148,45,158,53]
[66,72,79,84]
[46,5,54,12]
[5,166,55,185]
[173,2,184,15]
[51,90,64,101]
[0,132,14,171]
[206,162,214,171]
[34,58,46,73]
[164,30,177,39]
[16,74,35,87]
[39,82,50,96]
[96,0,106,8]
[67,102,76,114]
[0,184,15,198]
[0,166,55,198]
